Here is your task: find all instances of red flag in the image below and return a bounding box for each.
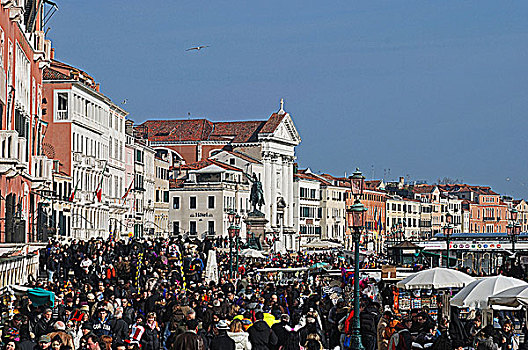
[96,188,102,202]
[69,178,80,202]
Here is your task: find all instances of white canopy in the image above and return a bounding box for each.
[204,249,218,284]
[302,240,341,249]
[488,285,528,308]
[396,267,475,290]
[451,275,527,309]
[240,249,267,259]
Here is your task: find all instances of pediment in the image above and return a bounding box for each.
[270,114,301,145]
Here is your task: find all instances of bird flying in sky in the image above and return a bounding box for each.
[185,45,210,51]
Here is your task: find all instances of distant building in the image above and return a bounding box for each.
[169,158,250,239]
[138,101,301,249]
[43,59,127,240]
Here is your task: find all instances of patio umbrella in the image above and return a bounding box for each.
[309,262,330,270]
[451,275,527,309]
[396,267,475,290]
[488,285,528,308]
[240,249,267,259]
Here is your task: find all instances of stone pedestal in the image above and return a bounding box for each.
[244,211,269,251]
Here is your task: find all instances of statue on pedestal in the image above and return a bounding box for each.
[246,173,265,216]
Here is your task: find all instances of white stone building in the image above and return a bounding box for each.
[169,158,250,239]
[43,60,128,240]
[294,170,322,249]
[141,101,301,249]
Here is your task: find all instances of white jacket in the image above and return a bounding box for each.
[227,331,252,350]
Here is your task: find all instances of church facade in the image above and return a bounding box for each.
[138,101,301,251]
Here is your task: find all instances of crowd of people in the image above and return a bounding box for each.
[0,237,524,350]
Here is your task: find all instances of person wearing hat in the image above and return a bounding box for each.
[210,320,235,350]
[37,335,52,350]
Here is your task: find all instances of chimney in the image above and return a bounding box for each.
[95,83,100,92]
[399,176,405,189]
[50,48,55,60]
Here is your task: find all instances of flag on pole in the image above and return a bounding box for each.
[68,178,80,202]
[373,207,378,231]
[378,212,383,234]
[122,180,134,202]
[93,161,108,202]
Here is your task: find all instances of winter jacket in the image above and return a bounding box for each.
[227,331,252,350]
[248,320,278,350]
[210,332,236,350]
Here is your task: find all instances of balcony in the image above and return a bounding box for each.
[16,137,27,170]
[483,217,495,222]
[0,130,19,174]
[31,155,53,182]
[56,110,68,121]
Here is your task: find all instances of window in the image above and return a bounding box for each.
[208,221,215,234]
[163,191,169,203]
[172,197,180,209]
[173,222,180,235]
[190,196,197,209]
[208,196,215,209]
[155,190,160,202]
[189,221,197,234]
[230,158,235,165]
[56,93,68,120]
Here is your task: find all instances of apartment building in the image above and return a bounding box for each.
[42,59,127,240]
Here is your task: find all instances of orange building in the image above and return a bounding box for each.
[0,1,52,243]
[440,184,508,233]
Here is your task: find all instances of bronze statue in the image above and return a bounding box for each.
[246,172,265,213]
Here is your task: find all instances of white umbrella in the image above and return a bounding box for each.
[396,267,475,290]
[302,240,341,249]
[488,285,528,308]
[451,275,527,309]
[204,249,219,284]
[240,249,267,259]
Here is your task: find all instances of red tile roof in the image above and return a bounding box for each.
[181,159,242,172]
[43,67,70,81]
[140,113,286,144]
[224,150,261,164]
[169,179,185,189]
[412,185,437,194]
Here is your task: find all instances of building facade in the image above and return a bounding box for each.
[153,157,170,237]
[42,59,127,240]
[169,159,250,239]
[0,0,53,243]
[139,101,301,249]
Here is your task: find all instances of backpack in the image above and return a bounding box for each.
[388,330,410,350]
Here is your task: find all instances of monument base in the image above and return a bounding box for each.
[244,211,269,251]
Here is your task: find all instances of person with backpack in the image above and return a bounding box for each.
[360,300,380,350]
[388,317,412,350]
[377,310,393,350]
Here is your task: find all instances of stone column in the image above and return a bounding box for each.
[270,154,277,228]
[263,152,272,221]
[287,157,294,229]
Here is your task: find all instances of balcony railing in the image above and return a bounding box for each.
[483,217,495,221]
[56,110,68,121]
[31,155,53,181]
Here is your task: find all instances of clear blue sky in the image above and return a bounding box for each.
[48,1,528,198]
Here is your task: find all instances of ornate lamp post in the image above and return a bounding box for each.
[507,208,521,255]
[443,213,454,268]
[346,168,367,350]
[228,210,241,278]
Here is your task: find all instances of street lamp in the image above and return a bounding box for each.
[507,208,521,255]
[346,168,367,350]
[443,213,454,268]
[227,210,241,279]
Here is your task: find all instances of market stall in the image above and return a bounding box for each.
[396,267,475,319]
[451,275,526,324]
